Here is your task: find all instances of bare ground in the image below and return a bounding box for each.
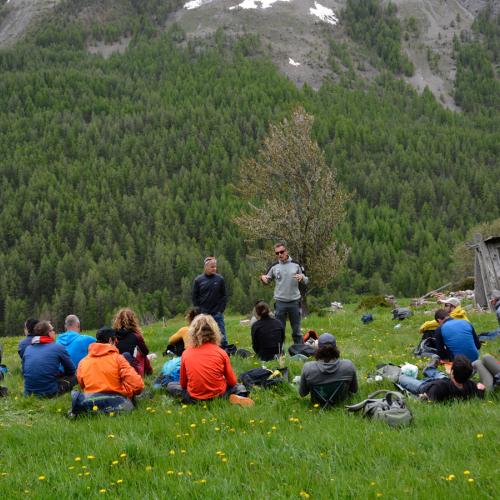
[0,0,493,109]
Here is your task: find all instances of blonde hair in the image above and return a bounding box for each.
[188,314,222,348]
[112,308,143,335]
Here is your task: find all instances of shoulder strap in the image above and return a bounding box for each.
[265,261,279,274]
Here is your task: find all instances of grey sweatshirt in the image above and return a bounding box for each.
[265,257,309,302]
[299,359,358,397]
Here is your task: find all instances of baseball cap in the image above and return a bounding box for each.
[438,297,460,307]
[318,333,336,348]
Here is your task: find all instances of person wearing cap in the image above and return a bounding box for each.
[260,242,309,345]
[419,296,469,337]
[77,327,144,399]
[192,257,228,346]
[298,333,357,402]
[434,309,481,362]
[56,314,96,369]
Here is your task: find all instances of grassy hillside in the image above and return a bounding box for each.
[1,306,498,498]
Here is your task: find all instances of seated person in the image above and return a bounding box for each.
[434,309,481,362]
[479,290,500,340]
[419,297,468,338]
[0,343,7,397]
[167,314,253,406]
[164,307,202,356]
[22,321,76,397]
[56,314,95,368]
[76,327,144,403]
[251,301,285,361]
[398,355,484,402]
[472,354,500,391]
[113,308,151,376]
[299,333,358,403]
[18,318,39,359]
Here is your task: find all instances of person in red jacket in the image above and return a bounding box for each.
[167,314,253,406]
[77,327,144,398]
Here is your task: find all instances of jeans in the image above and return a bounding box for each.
[473,354,500,391]
[275,300,302,344]
[398,366,447,395]
[212,313,228,347]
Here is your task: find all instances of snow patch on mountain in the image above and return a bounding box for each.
[309,2,338,25]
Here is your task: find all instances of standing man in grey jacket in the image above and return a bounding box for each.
[260,242,308,345]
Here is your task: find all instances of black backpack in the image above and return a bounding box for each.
[239,367,288,389]
[288,344,316,357]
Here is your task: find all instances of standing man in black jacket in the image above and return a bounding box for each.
[192,257,228,346]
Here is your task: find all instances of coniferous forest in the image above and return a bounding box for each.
[0,1,499,334]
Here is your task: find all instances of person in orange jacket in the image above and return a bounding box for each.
[77,327,144,399]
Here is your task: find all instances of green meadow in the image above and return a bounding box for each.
[0,305,498,499]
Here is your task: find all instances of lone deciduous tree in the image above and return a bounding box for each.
[234,107,350,304]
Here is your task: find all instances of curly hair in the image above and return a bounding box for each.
[188,314,222,347]
[112,308,143,335]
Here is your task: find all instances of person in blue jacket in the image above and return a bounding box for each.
[18,318,39,359]
[56,314,95,368]
[23,321,76,397]
[434,309,481,362]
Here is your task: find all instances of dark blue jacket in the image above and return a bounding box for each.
[18,334,36,359]
[22,340,75,396]
[192,273,227,315]
[435,318,480,362]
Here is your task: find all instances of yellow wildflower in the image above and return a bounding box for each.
[38,475,45,481]
[92,405,98,412]
[299,491,310,498]
[463,470,471,475]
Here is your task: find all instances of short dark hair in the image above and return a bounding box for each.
[25,318,39,334]
[434,309,449,321]
[34,321,52,337]
[96,327,116,344]
[315,344,340,362]
[451,355,473,383]
[254,301,270,319]
[186,307,202,324]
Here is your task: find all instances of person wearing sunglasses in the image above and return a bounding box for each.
[260,242,308,345]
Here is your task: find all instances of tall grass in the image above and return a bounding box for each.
[0,305,498,498]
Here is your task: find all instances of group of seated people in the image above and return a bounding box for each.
[8,294,500,415]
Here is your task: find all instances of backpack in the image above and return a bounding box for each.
[361,314,374,324]
[392,308,413,320]
[413,337,438,358]
[288,344,316,357]
[346,390,413,427]
[239,367,288,389]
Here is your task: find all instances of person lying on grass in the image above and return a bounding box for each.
[167,314,254,407]
[397,354,485,402]
[298,333,358,404]
[22,321,76,397]
[77,327,144,400]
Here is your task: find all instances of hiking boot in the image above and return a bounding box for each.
[229,394,255,407]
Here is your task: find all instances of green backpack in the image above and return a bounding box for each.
[346,390,413,427]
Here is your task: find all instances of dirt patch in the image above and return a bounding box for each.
[87,36,131,58]
[0,0,62,47]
